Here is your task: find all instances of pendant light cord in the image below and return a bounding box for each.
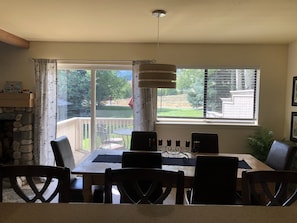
[155,12,162,62]
[152,9,166,62]
[157,15,160,50]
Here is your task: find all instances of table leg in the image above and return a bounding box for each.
[82,175,93,202]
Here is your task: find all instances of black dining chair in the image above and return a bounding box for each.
[0,165,70,203]
[265,140,297,170]
[122,151,162,168]
[50,135,104,202]
[264,140,297,197]
[242,170,297,206]
[191,133,219,153]
[104,167,184,204]
[189,155,239,204]
[130,131,157,151]
[120,151,162,203]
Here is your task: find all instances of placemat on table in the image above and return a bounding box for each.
[93,154,251,169]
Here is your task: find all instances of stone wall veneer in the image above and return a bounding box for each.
[0,107,34,165]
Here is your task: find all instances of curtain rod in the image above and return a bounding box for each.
[57,59,133,65]
[57,60,133,70]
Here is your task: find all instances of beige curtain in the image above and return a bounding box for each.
[33,59,57,165]
[132,60,157,131]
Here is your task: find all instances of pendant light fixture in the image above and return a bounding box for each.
[138,9,176,88]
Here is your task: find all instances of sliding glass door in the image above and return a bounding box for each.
[57,63,133,162]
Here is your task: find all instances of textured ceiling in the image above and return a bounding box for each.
[1,0,297,44]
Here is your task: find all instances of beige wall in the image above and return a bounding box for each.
[286,41,297,140]
[0,41,289,153]
[0,43,35,91]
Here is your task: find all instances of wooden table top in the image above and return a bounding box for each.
[72,149,272,179]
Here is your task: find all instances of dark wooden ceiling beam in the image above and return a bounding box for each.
[0,29,29,49]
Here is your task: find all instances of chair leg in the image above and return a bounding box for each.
[185,189,192,204]
[92,185,104,203]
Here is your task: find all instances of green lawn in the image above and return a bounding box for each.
[157,107,203,117]
[97,105,202,118]
[96,106,133,118]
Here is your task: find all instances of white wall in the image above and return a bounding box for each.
[0,41,289,153]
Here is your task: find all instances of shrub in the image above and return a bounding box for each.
[247,127,274,162]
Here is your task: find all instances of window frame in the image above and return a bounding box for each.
[156,67,260,126]
[57,61,133,150]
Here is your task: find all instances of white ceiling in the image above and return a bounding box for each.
[1,0,297,44]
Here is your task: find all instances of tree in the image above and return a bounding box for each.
[96,70,131,106]
[206,69,233,112]
[177,69,204,109]
[58,69,132,119]
[58,69,91,118]
[187,84,204,109]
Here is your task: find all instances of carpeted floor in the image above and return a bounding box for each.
[2,188,33,202]
[2,178,57,203]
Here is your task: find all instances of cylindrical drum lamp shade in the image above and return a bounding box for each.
[138,64,176,88]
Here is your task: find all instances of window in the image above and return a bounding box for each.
[57,63,133,154]
[157,68,259,124]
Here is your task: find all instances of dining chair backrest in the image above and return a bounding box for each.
[122,151,162,168]
[50,135,104,203]
[191,155,238,204]
[265,140,297,170]
[130,131,157,151]
[50,136,75,170]
[0,165,70,203]
[121,151,162,203]
[191,133,219,153]
[242,170,297,206]
[50,136,76,179]
[104,168,184,204]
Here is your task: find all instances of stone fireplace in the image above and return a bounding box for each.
[0,107,34,165]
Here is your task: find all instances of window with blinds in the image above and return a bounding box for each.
[157,68,259,124]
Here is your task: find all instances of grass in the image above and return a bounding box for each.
[97,105,203,118]
[82,138,91,151]
[157,107,203,117]
[97,106,133,118]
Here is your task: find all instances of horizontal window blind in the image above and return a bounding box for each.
[205,69,257,120]
[157,68,259,123]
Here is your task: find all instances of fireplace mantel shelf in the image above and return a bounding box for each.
[0,93,34,108]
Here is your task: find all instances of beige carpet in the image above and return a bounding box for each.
[2,188,33,202]
[2,178,58,203]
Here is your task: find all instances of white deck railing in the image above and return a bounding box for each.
[57,117,133,151]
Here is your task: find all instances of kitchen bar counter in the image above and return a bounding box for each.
[0,203,296,223]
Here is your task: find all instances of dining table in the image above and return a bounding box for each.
[72,149,272,202]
